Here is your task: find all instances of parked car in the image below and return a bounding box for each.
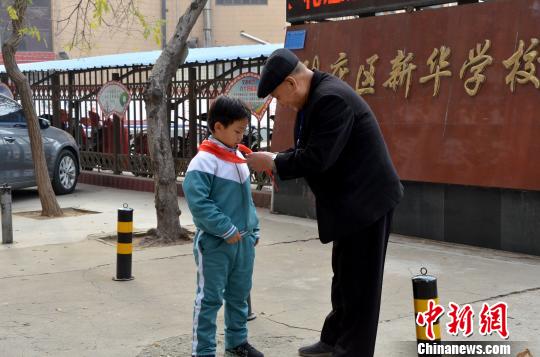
[0,95,80,194]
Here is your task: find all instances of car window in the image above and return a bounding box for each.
[0,110,24,124]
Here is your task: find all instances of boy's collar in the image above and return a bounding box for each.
[209,135,236,151]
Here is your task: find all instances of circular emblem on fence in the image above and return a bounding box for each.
[97,81,131,118]
[223,72,272,121]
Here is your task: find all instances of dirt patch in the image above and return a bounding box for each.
[91,225,196,249]
[14,207,101,220]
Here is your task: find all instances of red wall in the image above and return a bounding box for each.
[0,51,56,64]
[272,0,540,191]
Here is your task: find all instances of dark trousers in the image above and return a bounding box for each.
[320,210,393,357]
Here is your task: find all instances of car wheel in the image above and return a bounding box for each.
[53,150,79,195]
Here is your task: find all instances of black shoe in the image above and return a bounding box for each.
[225,341,264,357]
[298,341,334,357]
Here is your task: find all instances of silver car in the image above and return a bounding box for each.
[0,95,80,194]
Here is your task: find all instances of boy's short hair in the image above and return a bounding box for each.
[207,95,251,132]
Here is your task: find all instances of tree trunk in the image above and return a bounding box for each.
[144,0,207,241]
[1,0,63,217]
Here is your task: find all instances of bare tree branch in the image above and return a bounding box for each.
[51,0,163,52]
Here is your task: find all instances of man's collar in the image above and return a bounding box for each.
[305,70,324,107]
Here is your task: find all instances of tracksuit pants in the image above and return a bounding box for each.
[191,231,256,356]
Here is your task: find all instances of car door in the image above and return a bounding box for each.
[12,112,57,184]
[0,128,17,186]
[0,110,34,186]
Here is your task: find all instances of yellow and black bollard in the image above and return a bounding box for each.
[113,204,134,281]
[412,268,441,357]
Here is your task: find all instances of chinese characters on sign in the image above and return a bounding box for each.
[356,54,379,96]
[303,55,320,70]
[460,40,493,96]
[304,38,540,98]
[503,38,540,92]
[330,52,350,80]
[383,50,417,98]
[419,46,452,97]
[302,0,346,11]
[416,300,509,341]
[287,0,450,23]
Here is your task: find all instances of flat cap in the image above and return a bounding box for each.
[257,48,299,98]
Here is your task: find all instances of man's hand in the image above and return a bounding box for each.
[246,152,275,172]
[226,231,242,244]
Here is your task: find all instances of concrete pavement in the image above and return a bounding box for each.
[0,184,539,356]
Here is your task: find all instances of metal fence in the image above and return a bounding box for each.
[2,56,275,187]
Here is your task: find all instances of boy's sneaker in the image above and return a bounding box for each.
[225,342,264,357]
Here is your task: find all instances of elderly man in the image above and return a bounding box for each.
[246,48,404,357]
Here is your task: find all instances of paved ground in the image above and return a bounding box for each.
[1,184,539,356]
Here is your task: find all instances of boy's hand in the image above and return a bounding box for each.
[226,232,242,244]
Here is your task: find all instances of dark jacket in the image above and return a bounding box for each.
[274,70,404,243]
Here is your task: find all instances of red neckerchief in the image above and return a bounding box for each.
[198,139,278,191]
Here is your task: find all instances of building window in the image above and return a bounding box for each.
[0,0,52,52]
[216,0,268,5]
